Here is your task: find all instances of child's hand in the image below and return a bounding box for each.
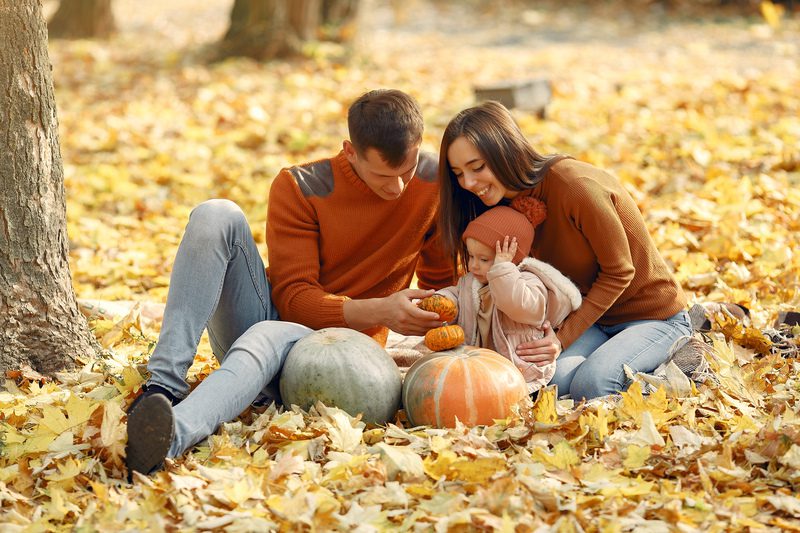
[494,236,517,264]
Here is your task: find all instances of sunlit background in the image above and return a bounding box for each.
[42,0,799,325]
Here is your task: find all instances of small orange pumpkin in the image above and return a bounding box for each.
[402,346,528,428]
[417,294,457,322]
[424,324,464,351]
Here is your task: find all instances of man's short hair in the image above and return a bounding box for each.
[347,89,424,167]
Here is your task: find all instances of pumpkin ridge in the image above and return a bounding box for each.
[433,357,456,428]
[463,357,476,426]
[486,358,507,423]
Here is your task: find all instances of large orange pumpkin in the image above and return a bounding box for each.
[402,346,527,428]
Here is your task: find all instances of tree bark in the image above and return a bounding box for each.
[217,0,360,61]
[320,0,360,41]
[217,0,298,61]
[0,0,100,376]
[48,0,116,39]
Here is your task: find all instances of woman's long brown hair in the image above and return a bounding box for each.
[437,101,562,272]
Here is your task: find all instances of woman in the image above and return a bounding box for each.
[437,101,691,400]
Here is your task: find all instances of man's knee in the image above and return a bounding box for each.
[239,321,312,357]
[189,199,247,232]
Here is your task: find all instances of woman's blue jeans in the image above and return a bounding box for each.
[145,199,312,457]
[550,310,692,400]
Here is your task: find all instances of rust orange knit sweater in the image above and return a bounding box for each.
[266,151,456,344]
[515,158,687,349]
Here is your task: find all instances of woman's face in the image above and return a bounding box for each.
[447,136,518,206]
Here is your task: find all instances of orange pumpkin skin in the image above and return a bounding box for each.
[417,294,458,322]
[402,346,528,428]
[424,324,464,351]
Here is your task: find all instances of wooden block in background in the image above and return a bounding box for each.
[775,311,800,327]
[474,78,552,117]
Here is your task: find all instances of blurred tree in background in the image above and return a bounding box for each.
[48,0,116,39]
[216,0,360,60]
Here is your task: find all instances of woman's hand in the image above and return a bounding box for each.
[494,236,517,264]
[516,322,561,366]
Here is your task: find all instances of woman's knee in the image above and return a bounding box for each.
[569,362,624,400]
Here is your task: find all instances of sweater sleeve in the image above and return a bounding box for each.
[415,225,459,291]
[556,185,635,348]
[433,284,461,324]
[486,262,549,326]
[266,170,348,329]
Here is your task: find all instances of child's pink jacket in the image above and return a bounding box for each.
[436,257,582,393]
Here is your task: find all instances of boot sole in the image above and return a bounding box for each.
[126,394,175,477]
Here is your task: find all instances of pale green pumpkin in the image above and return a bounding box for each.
[279,327,402,424]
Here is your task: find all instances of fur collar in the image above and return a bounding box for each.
[518,257,582,311]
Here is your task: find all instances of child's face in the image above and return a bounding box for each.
[465,238,495,284]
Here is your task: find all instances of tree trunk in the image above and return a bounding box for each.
[48,0,116,39]
[0,0,100,376]
[320,0,360,41]
[217,0,349,61]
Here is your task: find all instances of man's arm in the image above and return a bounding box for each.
[267,170,349,329]
[415,222,459,291]
[267,170,441,335]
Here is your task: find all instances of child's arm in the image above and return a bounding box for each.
[487,263,549,325]
[488,236,549,325]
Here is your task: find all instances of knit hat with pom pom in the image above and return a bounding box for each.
[462,206,537,264]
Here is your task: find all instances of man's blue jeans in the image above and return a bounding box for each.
[550,310,692,400]
[145,199,312,457]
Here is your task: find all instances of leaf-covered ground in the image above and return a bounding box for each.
[2,1,800,530]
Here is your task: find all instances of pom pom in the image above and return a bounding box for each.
[510,196,547,228]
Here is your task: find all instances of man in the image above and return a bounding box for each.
[125,89,456,476]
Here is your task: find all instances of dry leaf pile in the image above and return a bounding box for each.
[2,1,800,530]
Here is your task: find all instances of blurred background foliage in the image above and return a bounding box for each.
[41,0,799,325]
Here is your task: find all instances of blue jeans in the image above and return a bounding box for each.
[550,310,692,400]
[145,199,312,457]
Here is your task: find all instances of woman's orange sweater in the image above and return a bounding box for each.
[516,158,686,349]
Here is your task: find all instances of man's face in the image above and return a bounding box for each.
[344,141,420,200]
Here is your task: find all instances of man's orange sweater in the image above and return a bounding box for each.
[516,158,687,349]
[266,151,456,344]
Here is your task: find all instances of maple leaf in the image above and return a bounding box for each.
[370,442,425,482]
[622,445,651,472]
[760,1,785,28]
[531,386,558,425]
[530,440,580,471]
[97,401,127,466]
[317,404,364,453]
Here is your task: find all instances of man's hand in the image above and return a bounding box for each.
[343,288,444,336]
[516,322,561,366]
[494,236,517,264]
